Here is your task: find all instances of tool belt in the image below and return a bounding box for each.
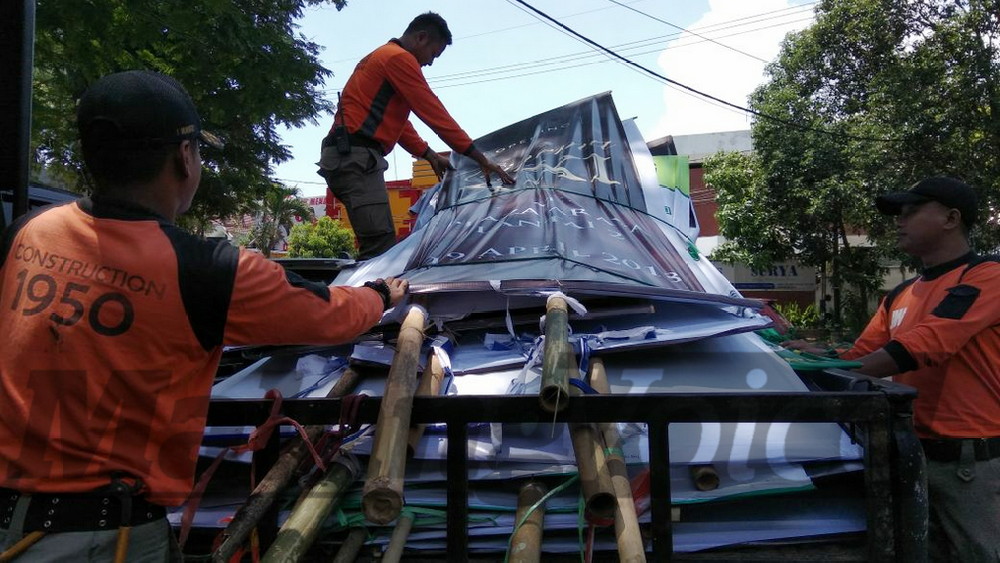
[322,130,384,153]
[920,437,1000,462]
[0,487,166,534]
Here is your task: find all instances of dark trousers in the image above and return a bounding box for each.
[317,144,397,260]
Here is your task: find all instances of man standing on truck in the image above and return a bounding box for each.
[317,12,514,260]
[788,176,999,561]
[0,70,407,559]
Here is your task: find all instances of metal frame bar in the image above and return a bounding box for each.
[204,372,922,561]
[1,0,35,229]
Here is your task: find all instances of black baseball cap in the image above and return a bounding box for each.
[77,70,224,150]
[876,176,978,227]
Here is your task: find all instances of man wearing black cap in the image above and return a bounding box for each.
[792,176,999,560]
[0,70,407,559]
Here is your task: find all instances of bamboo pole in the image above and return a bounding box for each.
[213,366,363,563]
[380,510,415,563]
[569,419,616,524]
[539,296,573,412]
[689,465,720,491]
[362,306,427,525]
[330,527,367,563]
[588,357,646,562]
[406,348,445,458]
[567,378,616,524]
[260,455,360,563]
[507,482,548,563]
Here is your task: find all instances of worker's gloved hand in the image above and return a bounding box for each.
[384,277,409,308]
[423,149,454,181]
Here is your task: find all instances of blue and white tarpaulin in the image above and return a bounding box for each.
[195,93,866,554]
[336,93,747,319]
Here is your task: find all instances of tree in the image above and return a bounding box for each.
[706,0,1000,330]
[246,184,315,257]
[287,216,357,258]
[30,0,347,224]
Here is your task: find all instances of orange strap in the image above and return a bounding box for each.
[630,467,651,517]
[177,389,326,548]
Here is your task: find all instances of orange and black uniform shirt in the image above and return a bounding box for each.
[0,197,384,506]
[843,253,1000,439]
[334,39,475,158]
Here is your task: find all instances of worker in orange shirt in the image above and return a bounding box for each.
[787,177,1000,561]
[318,12,514,260]
[0,70,407,560]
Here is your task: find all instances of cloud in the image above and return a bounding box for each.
[655,0,815,135]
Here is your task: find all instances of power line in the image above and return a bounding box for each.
[321,0,654,65]
[311,10,815,128]
[315,6,817,93]
[506,0,900,144]
[426,16,815,89]
[457,0,649,41]
[432,2,815,82]
[276,178,327,186]
[603,0,769,63]
[672,3,817,36]
[501,0,757,118]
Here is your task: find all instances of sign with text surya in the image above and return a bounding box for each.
[712,261,816,291]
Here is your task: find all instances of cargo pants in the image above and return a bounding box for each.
[317,144,397,260]
[926,441,1000,562]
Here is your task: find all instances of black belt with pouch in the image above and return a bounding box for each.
[0,487,166,533]
[920,437,1000,462]
[322,128,383,154]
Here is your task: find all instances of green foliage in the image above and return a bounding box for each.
[706,0,1000,326]
[703,151,787,270]
[773,302,822,330]
[30,0,348,224]
[287,216,356,258]
[756,0,999,251]
[840,288,873,338]
[244,184,314,257]
[232,230,255,250]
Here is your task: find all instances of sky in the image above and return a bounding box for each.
[275,0,817,197]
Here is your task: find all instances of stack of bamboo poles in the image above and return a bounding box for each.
[539,296,646,562]
[212,298,661,561]
[588,358,646,563]
[213,367,365,562]
[261,455,360,562]
[212,306,428,562]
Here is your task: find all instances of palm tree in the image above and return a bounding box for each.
[247,184,314,257]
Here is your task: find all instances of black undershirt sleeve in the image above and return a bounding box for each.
[884,340,918,373]
[161,225,239,351]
